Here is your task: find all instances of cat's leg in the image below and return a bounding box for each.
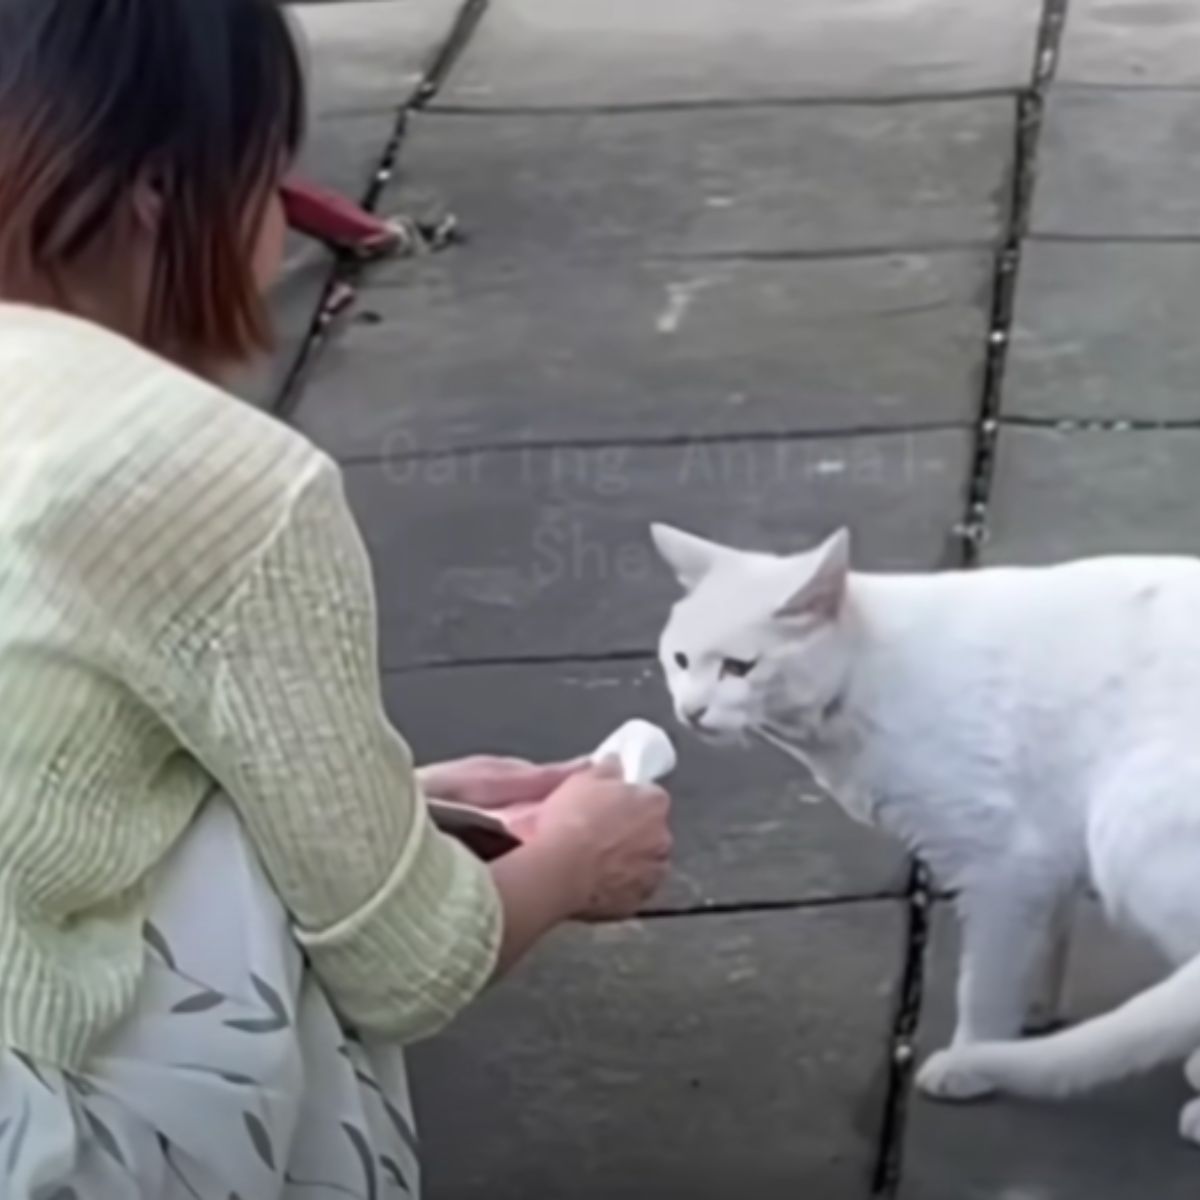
[916,764,1200,1118]
[1180,1099,1200,1146]
[918,875,1064,1101]
[1183,1051,1200,1145]
[1025,891,1075,1034]
[1186,1048,1200,1092]
[951,880,1064,1046]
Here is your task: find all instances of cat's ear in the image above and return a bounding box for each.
[775,529,850,621]
[650,523,730,591]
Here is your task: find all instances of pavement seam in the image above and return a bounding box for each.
[348,241,998,277]
[872,3,1072,1196]
[428,88,1019,115]
[384,648,656,674]
[640,891,905,922]
[1053,79,1200,95]
[1004,414,1200,433]
[871,862,932,1196]
[654,242,1001,260]
[956,0,1070,567]
[334,421,970,469]
[414,0,490,107]
[1031,230,1200,244]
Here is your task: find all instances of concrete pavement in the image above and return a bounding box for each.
[267,2,1200,1195]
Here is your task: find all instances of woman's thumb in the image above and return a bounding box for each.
[589,755,624,780]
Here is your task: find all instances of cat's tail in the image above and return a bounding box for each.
[945,954,1200,1099]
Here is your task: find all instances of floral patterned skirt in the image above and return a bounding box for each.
[0,799,420,1199]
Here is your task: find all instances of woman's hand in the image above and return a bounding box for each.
[524,759,674,921]
[418,755,585,809]
[486,760,674,977]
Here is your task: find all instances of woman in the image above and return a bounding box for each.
[0,2,673,1197]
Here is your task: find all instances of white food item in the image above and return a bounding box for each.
[589,718,676,784]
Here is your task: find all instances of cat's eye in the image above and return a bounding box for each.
[674,652,689,669]
[721,657,757,679]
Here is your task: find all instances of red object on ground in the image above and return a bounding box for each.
[279,178,398,253]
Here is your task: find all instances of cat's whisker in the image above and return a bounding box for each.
[751,723,810,766]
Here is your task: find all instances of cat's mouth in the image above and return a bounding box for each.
[750,722,814,768]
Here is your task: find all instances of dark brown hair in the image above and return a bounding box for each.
[0,0,305,366]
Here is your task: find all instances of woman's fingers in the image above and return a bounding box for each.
[419,754,593,807]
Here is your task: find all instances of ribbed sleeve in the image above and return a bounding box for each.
[0,301,500,1065]
[169,459,502,1041]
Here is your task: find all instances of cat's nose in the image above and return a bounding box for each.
[682,704,708,728]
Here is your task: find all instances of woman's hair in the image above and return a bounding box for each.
[0,0,305,365]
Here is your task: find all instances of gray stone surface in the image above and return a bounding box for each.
[343,429,970,665]
[900,904,1198,1200]
[435,0,1043,108]
[291,0,463,115]
[984,427,1200,564]
[293,250,991,455]
[1004,241,1200,421]
[237,240,331,407]
[387,660,905,908]
[411,904,904,1200]
[1058,0,1200,86]
[380,102,1014,258]
[259,0,1200,1195]
[1032,90,1200,238]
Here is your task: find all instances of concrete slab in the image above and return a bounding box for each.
[900,903,1197,1199]
[298,107,396,199]
[236,240,331,408]
[984,427,1200,564]
[434,0,1043,108]
[1032,90,1200,238]
[290,0,463,116]
[387,660,905,908]
[377,103,1014,258]
[410,904,905,1200]
[1058,0,1200,86]
[293,250,991,455]
[342,429,970,666]
[239,112,393,407]
[1005,241,1200,421]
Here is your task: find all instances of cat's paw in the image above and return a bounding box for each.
[1178,1098,1200,1147]
[916,1050,997,1102]
[1185,1050,1200,1093]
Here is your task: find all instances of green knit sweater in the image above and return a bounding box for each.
[0,303,500,1067]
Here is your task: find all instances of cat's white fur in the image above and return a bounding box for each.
[651,522,1200,1144]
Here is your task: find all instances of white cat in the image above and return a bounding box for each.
[650,522,1200,1144]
